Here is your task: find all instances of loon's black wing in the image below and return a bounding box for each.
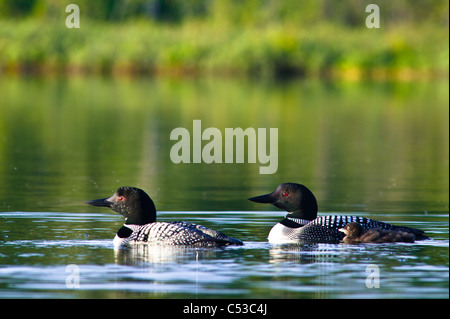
[297,216,428,243]
[187,222,244,246]
[122,221,243,246]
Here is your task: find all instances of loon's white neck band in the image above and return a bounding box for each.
[286,216,311,226]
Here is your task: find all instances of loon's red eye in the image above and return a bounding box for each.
[118,196,124,201]
[282,192,289,197]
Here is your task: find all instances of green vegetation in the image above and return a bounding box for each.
[0,0,448,79]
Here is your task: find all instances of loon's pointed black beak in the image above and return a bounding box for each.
[86,197,113,208]
[248,192,276,204]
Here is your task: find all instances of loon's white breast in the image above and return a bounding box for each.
[267,223,301,244]
[113,234,125,247]
[267,217,312,244]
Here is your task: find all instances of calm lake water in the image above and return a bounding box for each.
[0,76,448,299]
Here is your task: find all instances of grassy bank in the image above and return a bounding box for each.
[0,19,448,79]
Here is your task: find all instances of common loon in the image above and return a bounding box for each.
[339,222,416,244]
[248,183,428,244]
[87,186,243,247]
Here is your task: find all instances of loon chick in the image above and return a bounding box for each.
[87,186,243,247]
[248,183,428,244]
[339,222,415,244]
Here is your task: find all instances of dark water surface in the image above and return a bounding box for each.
[0,76,448,298]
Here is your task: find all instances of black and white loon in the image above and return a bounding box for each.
[87,186,243,247]
[248,183,428,244]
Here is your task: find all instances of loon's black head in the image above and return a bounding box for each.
[248,183,318,220]
[339,222,363,238]
[86,186,156,225]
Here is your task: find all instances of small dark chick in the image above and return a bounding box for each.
[339,222,415,244]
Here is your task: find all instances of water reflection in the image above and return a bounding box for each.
[114,244,221,265]
[0,77,447,216]
[269,243,350,263]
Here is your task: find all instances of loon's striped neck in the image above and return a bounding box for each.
[279,215,312,228]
